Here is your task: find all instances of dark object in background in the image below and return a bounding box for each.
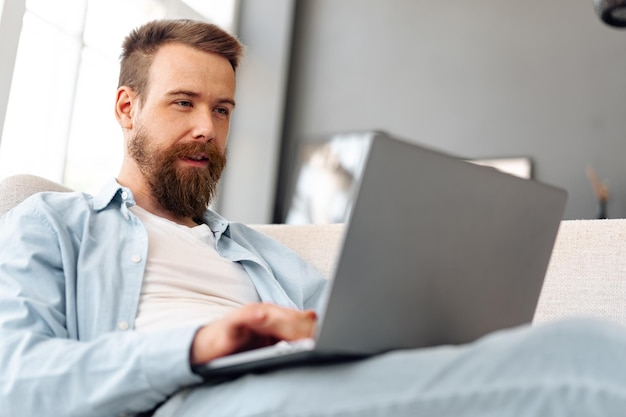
[586,166,609,219]
[594,0,626,27]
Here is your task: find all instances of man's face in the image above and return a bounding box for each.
[125,43,236,219]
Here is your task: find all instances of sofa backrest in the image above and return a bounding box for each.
[2,174,625,326]
[534,219,626,325]
[251,224,344,278]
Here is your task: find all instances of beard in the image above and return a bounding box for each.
[128,127,227,221]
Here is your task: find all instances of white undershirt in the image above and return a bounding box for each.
[131,205,261,332]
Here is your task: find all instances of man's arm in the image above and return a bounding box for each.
[0,201,201,417]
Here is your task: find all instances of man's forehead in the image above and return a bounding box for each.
[150,43,234,74]
[146,44,236,98]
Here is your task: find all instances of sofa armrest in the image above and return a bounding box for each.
[0,174,72,218]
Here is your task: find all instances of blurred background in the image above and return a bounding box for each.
[1,0,625,223]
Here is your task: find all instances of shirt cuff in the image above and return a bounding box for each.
[139,325,204,393]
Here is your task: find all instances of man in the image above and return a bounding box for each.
[1,19,626,417]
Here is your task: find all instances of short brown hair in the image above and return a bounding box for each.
[118,19,243,100]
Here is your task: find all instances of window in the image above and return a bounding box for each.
[0,0,238,193]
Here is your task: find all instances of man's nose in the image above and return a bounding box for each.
[191,110,216,142]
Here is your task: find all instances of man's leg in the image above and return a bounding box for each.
[156,317,626,417]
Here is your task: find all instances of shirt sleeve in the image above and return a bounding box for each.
[0,201,202,417]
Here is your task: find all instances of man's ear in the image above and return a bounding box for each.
[115,86,136,129]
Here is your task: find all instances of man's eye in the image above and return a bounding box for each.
[215,107,230,116]
[177,100,192,108]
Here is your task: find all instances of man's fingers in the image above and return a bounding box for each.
[235,304,317,340]
[190,304,318,365]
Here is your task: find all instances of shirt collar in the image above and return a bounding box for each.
[93,179,132,211]
[200,207,230,237]
[93,178,232,236]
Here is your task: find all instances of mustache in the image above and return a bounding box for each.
[169,141,225,161]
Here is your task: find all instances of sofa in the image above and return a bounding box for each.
[1,173,625,326]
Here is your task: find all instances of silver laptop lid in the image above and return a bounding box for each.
[315,132,567,355]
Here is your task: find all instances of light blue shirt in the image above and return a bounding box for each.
[0,179,328,417]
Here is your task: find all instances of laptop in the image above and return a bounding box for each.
[193,131,568,381]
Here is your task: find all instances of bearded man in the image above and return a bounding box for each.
[0,19,325,416]
[3,18,626,417]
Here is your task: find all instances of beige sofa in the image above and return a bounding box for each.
[1,174,625,326]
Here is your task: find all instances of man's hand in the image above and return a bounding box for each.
[190,303,318,366]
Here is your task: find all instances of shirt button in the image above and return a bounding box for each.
[131,255,141,263]
[121,191,129,200]
[118,321,129,331]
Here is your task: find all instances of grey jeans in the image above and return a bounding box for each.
[155,317,626,416]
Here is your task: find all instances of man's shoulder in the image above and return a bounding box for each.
[227,221,274,242]
[6,190,96,224]
[26,189,94,209]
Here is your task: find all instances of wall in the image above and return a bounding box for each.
[217,0,295,223]
[276,0,626,221]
